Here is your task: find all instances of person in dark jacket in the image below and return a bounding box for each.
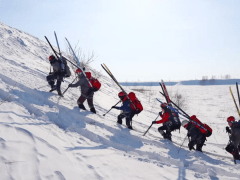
[152,103,175,141]
[182,120,206,152]
[46,55,71,96]
[225,116,240,160]
[68,68,96,114]
[112,92,134,129]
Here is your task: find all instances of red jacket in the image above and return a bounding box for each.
[156,112,170,124]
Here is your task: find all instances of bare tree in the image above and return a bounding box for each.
[199,76,208,85]
[65,42,99,78]
[225,74,231,79]
[209,75,216,85]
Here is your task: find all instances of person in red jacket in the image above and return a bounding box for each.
[152,103,173,141]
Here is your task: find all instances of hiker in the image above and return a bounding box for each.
[182,115,212,152]
[225,116,240,160]
[68,68,99,114]
[152,103,181,141]
[46,55,71,97]
[112,92,134,129]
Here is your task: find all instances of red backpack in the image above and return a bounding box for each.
[190,115,212,137]
[90,77,101,91]
[203,123,212,137]
[128,92,143,114]
[85,72,101,91]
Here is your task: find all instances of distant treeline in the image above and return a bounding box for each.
[120,79,240,86]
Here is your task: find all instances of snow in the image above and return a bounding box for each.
[0,21,240,180]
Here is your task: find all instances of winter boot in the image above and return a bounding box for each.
[166,134,172,141]
[128,126,133,130]
[49,85,57,92]
[165,132,172,141]
[158,129,167,139]
[90,107,96,114]
[78,104,86,110]
[117,115,123,124]
[57,90,63,97]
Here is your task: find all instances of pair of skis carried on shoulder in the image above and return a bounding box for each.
[101,63,136,110]
[229,83,240,118]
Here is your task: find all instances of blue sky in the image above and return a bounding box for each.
[1,0,240,82]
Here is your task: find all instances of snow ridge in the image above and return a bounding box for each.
[0,22,240,180]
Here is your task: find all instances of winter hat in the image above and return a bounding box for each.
[49,55,55,61]
[227,116,235,123]
[181,120,188,128]
[75,69,82,74]
[118,91,125,97]
[161,103,167,109]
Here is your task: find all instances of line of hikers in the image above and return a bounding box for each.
[45,54,240,160]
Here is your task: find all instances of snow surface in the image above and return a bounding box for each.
[0,21,240,180]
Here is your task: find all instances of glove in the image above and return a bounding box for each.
[152,121,157,124]
[226,126,231,133]
[93,88,98,92]
[112,106,117,109]
[87,88,94,96]
[159,111,162,116]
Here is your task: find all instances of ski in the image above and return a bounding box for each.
[159,91,190,118]
[229,86,240,118]
[161,80,171,105]
[65,38,81,65]
[236,82,240,109]
[44,36,59,59]
[159,82,168,103]
[101,63,137,110]
[156,98,182,116]
[54,31,62,57]
[65,37,93,88]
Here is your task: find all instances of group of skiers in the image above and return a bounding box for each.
[45,52,240,162]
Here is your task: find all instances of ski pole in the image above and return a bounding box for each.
[103,100,121,116]
[178,134,188,153]
[143,114,159,136]
[58,76,78,100]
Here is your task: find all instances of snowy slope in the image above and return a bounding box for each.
[0,22,240,180]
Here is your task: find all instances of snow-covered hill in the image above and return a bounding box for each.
[0,22,240,180]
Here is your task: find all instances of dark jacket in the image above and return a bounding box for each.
[115,100,132,113]
[229,122,240,148]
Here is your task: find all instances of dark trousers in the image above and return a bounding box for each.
[47,74,63,91]
[188,134,206,151]
[117,112,134,128]
[158,125,172,137]
[226,143,240,160]
[77,94,94,109]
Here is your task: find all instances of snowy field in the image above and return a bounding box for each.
[0,22,240,180]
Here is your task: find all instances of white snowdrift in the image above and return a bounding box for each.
[0,22,240,180]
